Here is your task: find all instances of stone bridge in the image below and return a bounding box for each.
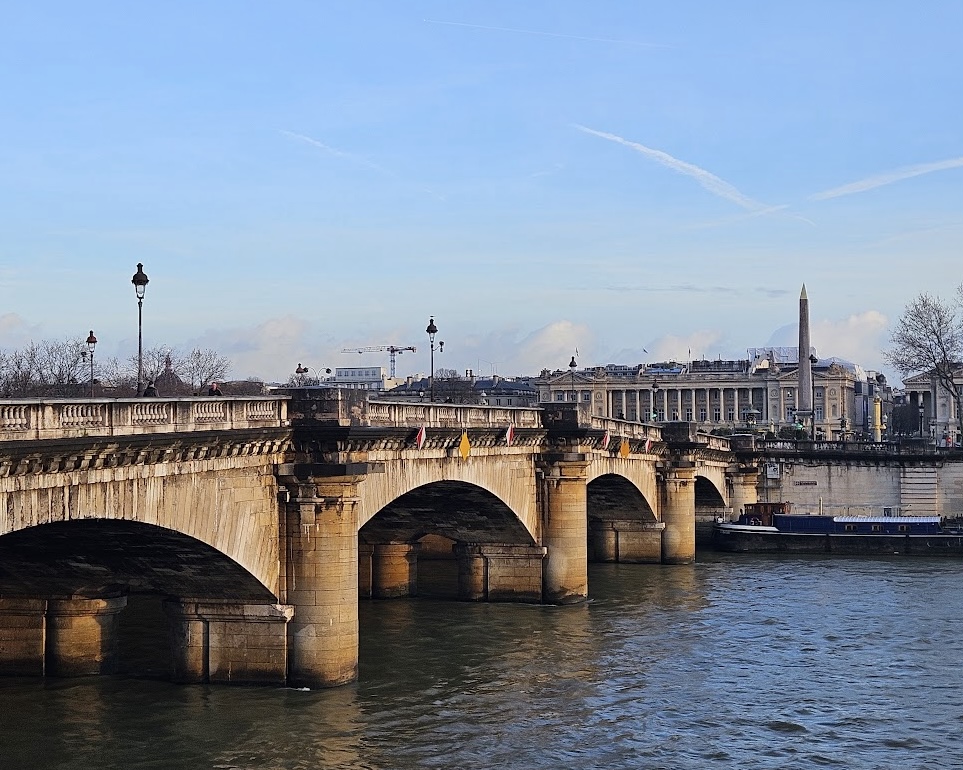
[0,390,759,688]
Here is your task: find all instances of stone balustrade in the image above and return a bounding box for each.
[365,400,543,429]
[0,397,289,441]
[588,415,663,441]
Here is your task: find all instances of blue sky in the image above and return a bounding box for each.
[2,2,961,385]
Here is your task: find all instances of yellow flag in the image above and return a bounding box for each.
[619,439,630,458]
[459,431,471,460]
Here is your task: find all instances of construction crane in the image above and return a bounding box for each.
[341,345,416,377]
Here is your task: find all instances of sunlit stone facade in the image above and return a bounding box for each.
[537,349,888,438]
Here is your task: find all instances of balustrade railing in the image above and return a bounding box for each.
[365,400,542,429]
[588,415,662,442]
[0,397,287,442]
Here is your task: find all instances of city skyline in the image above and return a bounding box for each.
[2,2,961,386]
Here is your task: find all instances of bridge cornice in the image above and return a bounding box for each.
[291,424,549,458]
[0,427,292,479]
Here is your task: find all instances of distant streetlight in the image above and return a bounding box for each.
[918,403,925,437]
[809,353,819,440]
[85,330,97,397]
[651,380,660,421]
[568,355,577,405]
[426,317,443,402]
[745,408,759,431]
[131,263,149,396]
[295,363,330,386]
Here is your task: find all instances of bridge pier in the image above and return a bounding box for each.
[662,463,697,564]
[590,521,666,563]
[282,471,362,688]
[366,543,420,599]
[165,600,293,685]
[540,454,590,603]
[454,544,547,602]
[0,595,127,677]
[728,466,760,518]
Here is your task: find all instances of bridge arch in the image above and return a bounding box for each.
[357,450,539,539]
[585,472,664,564]
[357,478,544,603]
[0,520,276,602]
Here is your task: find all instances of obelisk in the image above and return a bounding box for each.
[797,284,813,429]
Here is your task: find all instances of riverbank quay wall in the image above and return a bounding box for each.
[0,394,740,687]
[730,436,963,521]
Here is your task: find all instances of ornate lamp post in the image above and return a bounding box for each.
[85,330,97,397]
[131,263,149,396]
[918,403,925,437]
[568,355,577,404]
[295,363,330,386]
[426,317,443,402]
[651,380,660,421]
[809,353,819,440]
[745,408,759,432]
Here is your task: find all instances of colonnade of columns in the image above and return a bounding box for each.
[607,386,766,425]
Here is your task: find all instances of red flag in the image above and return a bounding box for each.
[415,425,426,449]
[644,437,652,453]
[601,430,610,450]
[505,424,515,446]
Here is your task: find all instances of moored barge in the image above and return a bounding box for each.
[713,502,963,556]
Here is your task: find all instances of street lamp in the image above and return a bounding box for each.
[809,353,819,440]
[426,317,443,402]
[131,263,149,396]
[918,403,925,437]
[295,363,330,386]
[745,408,759,431]
[85,330,97,397]
[568,355,577,404]
[651,380,660,421]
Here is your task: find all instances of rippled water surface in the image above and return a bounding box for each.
[2,555,963,769]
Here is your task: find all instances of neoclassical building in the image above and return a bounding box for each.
[537,348,890,438]
[900,366,963,445]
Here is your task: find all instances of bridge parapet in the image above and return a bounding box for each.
[588,416,661,441]
[365,400,542,429]
[750,438,953,456]
[0,397,288,441]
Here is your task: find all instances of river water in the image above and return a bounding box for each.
[2,554,961,770]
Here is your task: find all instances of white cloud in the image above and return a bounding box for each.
[646,330,727,363]
[764,310,891,376]
[812,311,889,371]
[810,157,963,200]
[0,313,43,347]
[508,321,593,373]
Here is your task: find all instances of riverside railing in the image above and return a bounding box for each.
[0,397,288,442]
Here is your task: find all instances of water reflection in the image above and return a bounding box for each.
[1,558,961,770]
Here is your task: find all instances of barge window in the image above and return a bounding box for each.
[872,525,882,532]
[898,525,909,532]
[845,524,857,532]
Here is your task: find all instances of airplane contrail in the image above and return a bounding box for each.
[574,124,770,211]
[810,157,963,200]
[281,130,388,174]
[424,18,670,48]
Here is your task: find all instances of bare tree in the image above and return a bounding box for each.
[432,369,479,404]
[885,289,963,439]
[182,348,231,394]
[0,339,91,397]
